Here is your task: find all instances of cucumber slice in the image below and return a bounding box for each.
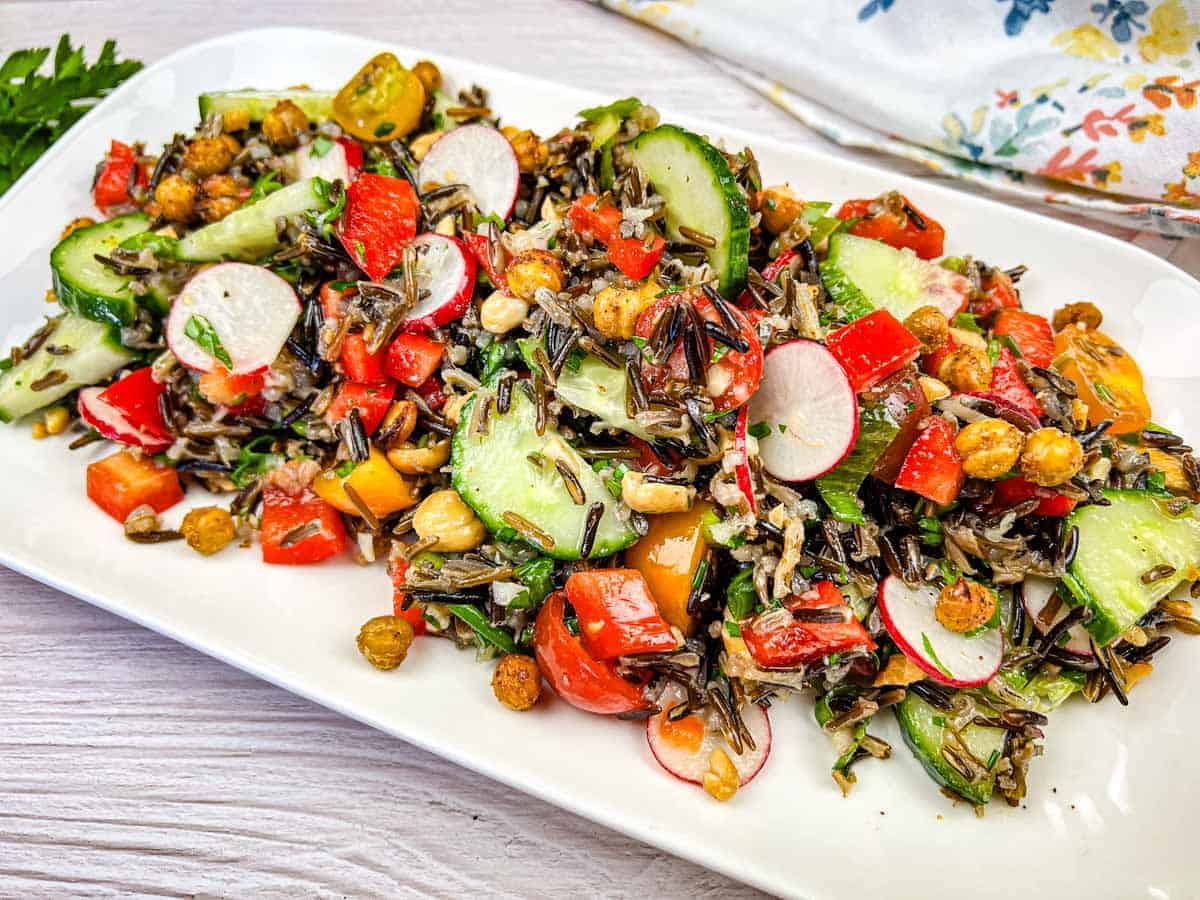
[0,315,134,422]
[197,89,335,124]
[1062,489,1200,646]
[627,125,750,297]
[51,214,153,326]
[816,402,899,524]
[894,691,1007,806]
[821,233,970,323]
[176,179,329,262]
[450,386,638,560]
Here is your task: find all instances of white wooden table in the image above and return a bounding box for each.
[1,3,1197,896]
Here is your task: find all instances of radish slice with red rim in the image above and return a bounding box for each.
[877,575,1004,688]
[416,124,519,220]
[166,263,301,374]
[399,233,477,331]
[734,406,756,513]
[747,339,858,482]
[285,138,354,186]
[646,682,771,788]
[1021,575,1092,657]
[77,387,173,453]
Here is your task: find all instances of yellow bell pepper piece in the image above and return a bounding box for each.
[312,448,418,519]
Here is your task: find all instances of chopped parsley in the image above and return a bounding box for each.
[310,135,335,158]
[748,421,771,439]
[183,314,232,370]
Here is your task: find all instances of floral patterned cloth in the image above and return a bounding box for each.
[592,0,1200,235]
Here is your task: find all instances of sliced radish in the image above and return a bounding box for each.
[417,124,519,220]
[877,576,1004,688]
[747,339,858,482]
[167,263,301,374]
[647,683,771,788]
[400,233,477,331]
[284,137,355,185]
[77,387,173,453]
[1021,575,1092,657]
[734,406,757,513]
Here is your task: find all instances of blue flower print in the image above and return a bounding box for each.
[997,0,1055,36]
[1090,1,1149,42]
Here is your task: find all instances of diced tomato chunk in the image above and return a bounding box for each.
[569,194,665,280]
[991,476,1077,517]
[565,569,680,660]
[384,332,444,388]
[987,346,1042,419]
[837,193,945,260]
[340,333,389,383]
[825,309,921,392]
[895,417,965,505]
[94,140,147,210]
[993,309,1055,369]
[742,582,875,668]
[260,486,347,564]
[337,173,419,281]
[325,380,396,435]
[86,449,183,523]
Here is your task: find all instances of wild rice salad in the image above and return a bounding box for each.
[4,51,1198,810]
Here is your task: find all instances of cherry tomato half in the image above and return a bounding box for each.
[334,52,426,143]
[1053,324,1150,435]
[633,289,763,412]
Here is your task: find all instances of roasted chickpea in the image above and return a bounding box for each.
[592,283,657,339]
[903,305,949,353]
[505,249,564,302]
[261,99,309,149]
[180,136,235,177]
[180,506,237,556]
[491,654,542,710]
[954,418,1024,480]
[220,107,251,133]
[1019,427,1084,487]
[219,133,242,156]
[357,615,415,670]
[59,216,95,240]
[379,399,418,446]
[479,291,529,334]
[702,747,739,802]
[412,489,486,551]
[937,346,992,393]
[196,174,241,224]
[42,405,70,436]
[935,579,997,634]
[154,174,198,223]
[412,59,442,93]
[1052,300,1102,333]
[501,125,549,173]
[918,375,950,403]
[408,130,443,162]
[757,184,804,235]
[386,439,451,474]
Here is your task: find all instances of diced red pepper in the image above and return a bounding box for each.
[320,281,352,320]
[325,380,396,435]
[991,476,1078,517]
[93,140,147,211]
[260,486,347,564]
[98,367,173,447]
[836,194,945,260]
[988,346,1042,418]
[894,417,964,505]
[825,309,921,392]
[384,332,444,388]
[461,230,508,291]
[388,556,426,635]
[198,367,266,409]
[337,173,419,281]
[340,333,389,383]
[415,375,446,412]
[969,269,1021,320]
[742,581,875,669]
[993,309,1055,369]
[921,331,958,378]
[569,194,664,280]
[86,449,183,523]
[533,591,649,715]
[565,569,680,660]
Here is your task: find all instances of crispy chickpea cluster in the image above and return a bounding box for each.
[412,489,486,551]
[937,346,992,393]
[954,418,1024,479]
[1020,427,1084,487]
[505,250,564,302]
[491,654,543,710]
[757,184,804,235]
[903,305,949,354]
[180,135,238,177]
[357,615,416,670]
[261,99,309,149]
[592,283,657,339]
[935,579,997,633]
[501,125,549,174]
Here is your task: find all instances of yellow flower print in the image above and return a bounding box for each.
[1124,74,1149,91]
[1139,0,1200,63]
[1092,161,1123,188]
[1185,152,1200,179]
[1052,25,1121,61]
[1128,112,1167,142]
[1164,179,1200,206]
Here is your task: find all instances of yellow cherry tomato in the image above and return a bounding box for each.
[1053,323,1150,435]
[624,501,712,636]
[334,52,426,143]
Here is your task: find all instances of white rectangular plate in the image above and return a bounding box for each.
[2,27,1198,900]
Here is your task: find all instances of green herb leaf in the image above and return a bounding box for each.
[725,567,758,620]
[118,231,180,256]
[373,121,395,138]
[920,632,954,679]
[953,312,984,334]
[244,170,282,206]
[335,460,356,477]
[231,435,285,487]
[310,135,335,158]
[446,603,517,653]
[725,621,742,637]
[748,421,771,439]
[576,97,642,123]
[1094,381,1117,404]
[514,556,555,606]
[184,314,233,370]
[997,333,1023,358]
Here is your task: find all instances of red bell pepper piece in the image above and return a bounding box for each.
[337,136,363,175]
[385,332,444,388]
[414,375,446,412]
[993,309,1055,369]
[533,591,649,715]
[826,309,921,392]
[565,569,680,660]
[388,556,427,635]
[836,194,945,260]
[569,194,665,281]
[742,581,875,669]
[86,449,183,523]
[98,367,173,447]
[337,173,419,281]
[340,333,389,383]
[461,231,507,291]
[93,140,146,211]
[894,417,965,505]
[260,486,347,564]
[320,281,352,320]
[325,380,396,435]
[988,346,1043,418]
[991,476,1077,517]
